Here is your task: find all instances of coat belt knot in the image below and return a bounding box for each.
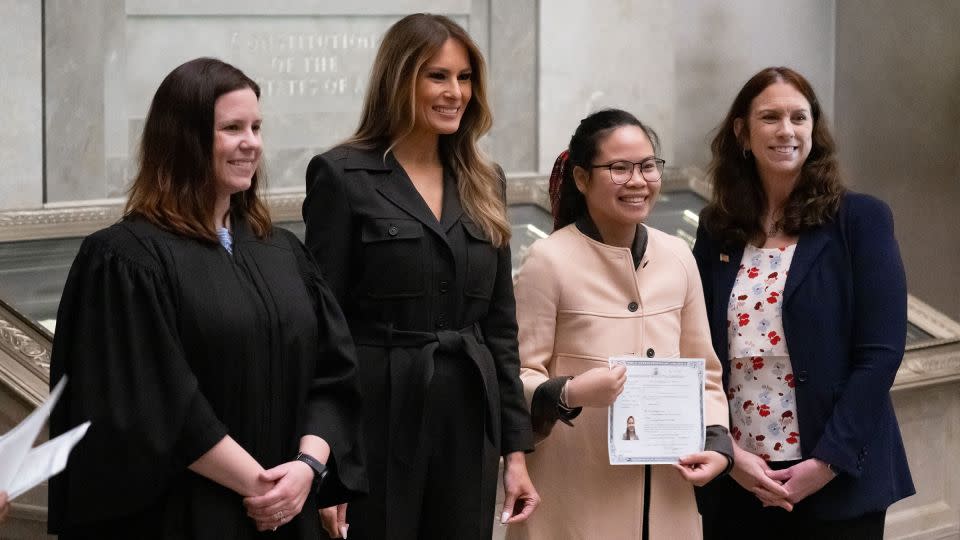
[352,322,499,467]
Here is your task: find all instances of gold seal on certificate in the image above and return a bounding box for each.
[607,356,705,465]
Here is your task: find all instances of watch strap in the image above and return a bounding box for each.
[295,452,328,494]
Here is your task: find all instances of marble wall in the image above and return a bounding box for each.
[673,0,836,170]
[538,0,676,169]
[42,0,483,201]
[534,0,835,174]
[11,0,848,194]
[0,1,43,210]
[44,0,125,202]
[488,0,537,173]
[835,0,960,323]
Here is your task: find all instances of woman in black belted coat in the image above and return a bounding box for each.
[302,14,538,540]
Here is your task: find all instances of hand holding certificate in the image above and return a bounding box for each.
[607,357,705,465]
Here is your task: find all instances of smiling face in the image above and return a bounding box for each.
[738,81,813,187]
[412,38,473,137]
[212,87,262,200]
[573,125,660,237]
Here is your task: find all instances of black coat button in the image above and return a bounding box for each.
[646,348,655,358]
[797,370,808,383]
[388,225,399,236]
[439,281,449,293]
[628,301,639,312]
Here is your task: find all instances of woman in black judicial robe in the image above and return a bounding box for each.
[303,15,538,540]
[48,58,365,539]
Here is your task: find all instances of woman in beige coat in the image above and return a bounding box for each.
[507,109,732,540]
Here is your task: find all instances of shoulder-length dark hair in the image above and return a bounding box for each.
[552,109,660,230]
[124,57,271,241]
[701,66,844,247]
[345,13,510,247]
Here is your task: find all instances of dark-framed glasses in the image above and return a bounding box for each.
[592,158,665,184]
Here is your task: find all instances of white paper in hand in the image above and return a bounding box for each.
[0,376,89,500]
[6,421,90,499]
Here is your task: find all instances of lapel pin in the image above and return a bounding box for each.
[720,253,729,263]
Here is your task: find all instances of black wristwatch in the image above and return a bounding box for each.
[296,452,329,495]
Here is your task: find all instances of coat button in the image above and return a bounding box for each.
[646,348,655,358]
[388,225,399,236]
[628,301,639,312]
[439,280,449,293]
[797,370,808,383]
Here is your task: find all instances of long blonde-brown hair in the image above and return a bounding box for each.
[125,57,271,241]
[346,13,510,247]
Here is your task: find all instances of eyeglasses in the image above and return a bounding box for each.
[591,158,666,184]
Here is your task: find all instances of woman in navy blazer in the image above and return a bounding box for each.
[693,67,914,539]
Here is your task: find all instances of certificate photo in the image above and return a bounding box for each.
[608,357,705,465]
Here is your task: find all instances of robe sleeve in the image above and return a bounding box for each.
[286,231,368,507]
[48,227,228,531]
[478,169,535,455]
[480,239,535,455]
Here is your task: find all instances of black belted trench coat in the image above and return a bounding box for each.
[302,144,534,535]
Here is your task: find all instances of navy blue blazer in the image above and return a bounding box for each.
[693,192,915,519]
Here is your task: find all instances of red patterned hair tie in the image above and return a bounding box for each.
[548,150,570,230]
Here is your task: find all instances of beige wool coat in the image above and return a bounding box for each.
[506,224,729,540]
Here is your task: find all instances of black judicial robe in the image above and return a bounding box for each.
[48,215,366,539]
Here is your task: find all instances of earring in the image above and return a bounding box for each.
[742,147,751,159]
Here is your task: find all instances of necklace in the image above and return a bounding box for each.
[765,212,784,237]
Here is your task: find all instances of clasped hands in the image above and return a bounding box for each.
[730,444,836,511]
[243,460,315,532]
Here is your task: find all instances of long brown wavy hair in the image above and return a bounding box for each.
[125,57,271,241]
[701,66,844,247]
[345,13,510,247]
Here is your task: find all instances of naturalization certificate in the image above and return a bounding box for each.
[607,356,705,465]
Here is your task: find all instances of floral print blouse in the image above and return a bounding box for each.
[726,244,801,461]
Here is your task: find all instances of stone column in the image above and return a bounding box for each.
[0,0,43,210]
